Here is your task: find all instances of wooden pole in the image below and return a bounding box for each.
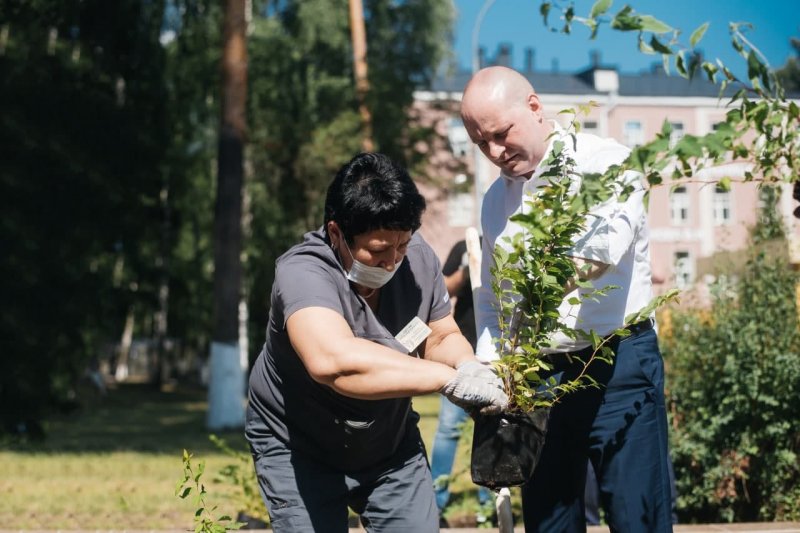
[348,0,374,152]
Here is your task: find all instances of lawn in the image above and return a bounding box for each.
[0,381,485,529]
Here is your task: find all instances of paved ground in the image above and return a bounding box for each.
[446,525,799,533]
[435,524,800,533]
[356,524,800,532]
[432,525,800,533]
[8,521,798,531]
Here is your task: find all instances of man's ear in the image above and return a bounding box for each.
[527,92,543,117]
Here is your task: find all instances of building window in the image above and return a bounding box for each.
[713,185,732,225]
[446,117,470,157]
[447,191,474,227]
[674,251,694,289]
[669,121,684,147]
[670,186,690,225]
[582,120,599,134]
[623,120,643,147]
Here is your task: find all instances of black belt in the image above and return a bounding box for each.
[623,317,655,338]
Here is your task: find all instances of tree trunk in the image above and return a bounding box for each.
[152,177,171,388]
[348,0,373,152]
[207,0,248,430]
[114,306,135,382]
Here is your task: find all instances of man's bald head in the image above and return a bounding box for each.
[462,66,536,113]
[460,67,552,179]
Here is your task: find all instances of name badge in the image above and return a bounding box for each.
[395,316,432,353]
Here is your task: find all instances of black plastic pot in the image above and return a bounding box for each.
[470,408,550,489]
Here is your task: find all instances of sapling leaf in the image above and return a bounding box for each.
[611,6,639,31]
[650,35,672,54]
[639,15,672,33]
[676,51,687,78]
[689,22,709,48]
[590,0,613,18]
[540,1,551,25]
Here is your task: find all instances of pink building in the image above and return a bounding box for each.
[414,48,800,298]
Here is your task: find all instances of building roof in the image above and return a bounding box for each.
[422,44,776,99]
[425,64,745,98]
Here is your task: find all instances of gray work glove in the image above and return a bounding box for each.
[441,361,508,415]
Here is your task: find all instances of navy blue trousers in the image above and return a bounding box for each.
[522,327,673,532]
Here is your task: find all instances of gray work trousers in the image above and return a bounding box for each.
[250,427,439,532]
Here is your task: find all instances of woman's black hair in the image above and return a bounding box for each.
[324,153,426,244]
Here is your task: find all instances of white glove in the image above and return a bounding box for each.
[441,361,508,415]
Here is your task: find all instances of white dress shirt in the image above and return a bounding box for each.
[475,123,655,361]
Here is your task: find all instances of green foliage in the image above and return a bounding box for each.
[209,434,268,525]
[537,2,798,193]
[365,0,454,168]
[176,449,246,533]
[0,0,175,430]
[752,185,786,244]
[776,37,800,93]
[0,0,453,428]
[243,0,454,353]
[158,0,220,355]
[662,245,800,522]
[488,110,677,412]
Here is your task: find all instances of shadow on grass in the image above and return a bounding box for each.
[6,381,246,454]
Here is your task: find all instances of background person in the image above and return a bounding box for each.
[245,153,507,533]
[430,238,491,525]
[461,66,673,532]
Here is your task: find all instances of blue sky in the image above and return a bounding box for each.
[452,0,799,79]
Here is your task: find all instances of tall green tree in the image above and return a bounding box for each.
[243,0,454,356]
[0,0,169,433]
[0,0,454,435]
[0,0,227,434]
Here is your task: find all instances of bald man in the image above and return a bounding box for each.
[462,66,673,533]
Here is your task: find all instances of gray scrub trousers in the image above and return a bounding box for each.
[249,409,438,532]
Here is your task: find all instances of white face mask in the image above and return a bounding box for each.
[342,243,402,289]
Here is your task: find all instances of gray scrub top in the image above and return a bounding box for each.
[246,228,451,471]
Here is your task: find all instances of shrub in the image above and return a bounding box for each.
[662,244,800,522]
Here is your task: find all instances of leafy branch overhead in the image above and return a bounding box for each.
[538,0,799,193]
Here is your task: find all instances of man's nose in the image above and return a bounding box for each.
[487,141,504,160]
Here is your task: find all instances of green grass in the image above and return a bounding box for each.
[0,382,246,529]
[0,382,486,529]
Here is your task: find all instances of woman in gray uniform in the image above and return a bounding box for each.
[246,153,507,532]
